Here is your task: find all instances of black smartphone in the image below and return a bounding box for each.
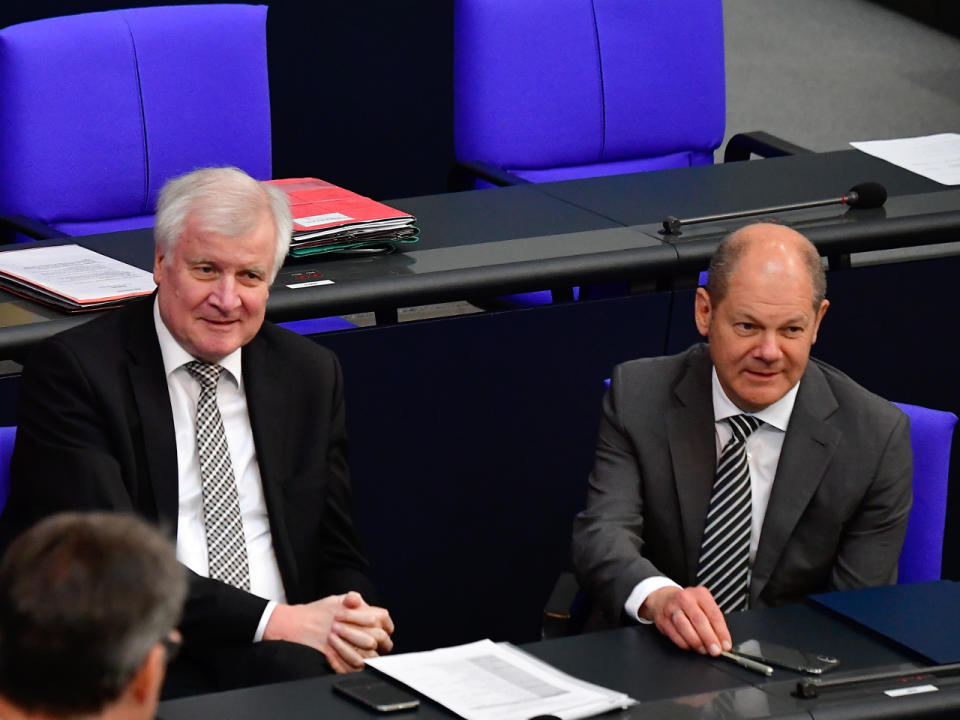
[332,675,420,712]
[731,638,840,675]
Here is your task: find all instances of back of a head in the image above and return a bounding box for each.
[0,512,186,717]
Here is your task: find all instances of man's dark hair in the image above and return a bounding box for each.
[705,224,827,310]
[0,512,186,716]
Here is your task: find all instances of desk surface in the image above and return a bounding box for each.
[2,150,958,359]
[535,148,941,225]
[157,599,953,720]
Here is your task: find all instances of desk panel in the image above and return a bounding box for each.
[321,293,673,652]
[159,601,933,720]
[388,183,621,247]
[268,227,677,320]
[536,150,945,226]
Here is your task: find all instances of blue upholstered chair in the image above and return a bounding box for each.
[892,402,958,584]
[0,4,272,241]
[454,0,726,186]
[454,0,726,306]
[0,426,16,515]
[453,0,806,306]
[0,8,356,333]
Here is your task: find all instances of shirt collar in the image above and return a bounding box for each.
[153,296,243,388]
[710,366,799,432]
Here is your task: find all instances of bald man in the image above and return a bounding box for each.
[572,223,912,656]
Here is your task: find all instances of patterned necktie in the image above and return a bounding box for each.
[696,414,763,612]
[185,361,251,591]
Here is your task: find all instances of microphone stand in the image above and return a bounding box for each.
[660,196,856,236]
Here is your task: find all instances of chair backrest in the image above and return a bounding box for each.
[892,402,958,583]
[454,0,725,182]
[0,4,272,236]
[0,426,16,515]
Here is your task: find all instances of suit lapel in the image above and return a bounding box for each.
[751,361,840,603]
[125,299,179,530]
[242,331,300,594]
[667,348,718,584]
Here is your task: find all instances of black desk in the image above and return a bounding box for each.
[158,599,958,720]
[277,150,958,316]
[1,150,958,360]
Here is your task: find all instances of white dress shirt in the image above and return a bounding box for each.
[624,368,800,622]
[154,300,284,640]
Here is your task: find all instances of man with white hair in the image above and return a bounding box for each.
[1,167,393,694]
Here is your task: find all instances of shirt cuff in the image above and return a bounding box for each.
[254,600,279,642]
[624,576,682,624]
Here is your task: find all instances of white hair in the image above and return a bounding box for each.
[154,167,292,281]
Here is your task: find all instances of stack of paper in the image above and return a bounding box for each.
[268,178,419,256]
[366,639,636,720]
[0,244,155,312]
[850,133,960,185]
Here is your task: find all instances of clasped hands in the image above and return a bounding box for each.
[264,590,394,673]
[640,585,731,657]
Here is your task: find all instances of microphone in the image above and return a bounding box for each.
[844,181,887,209]
[661,182,887,235]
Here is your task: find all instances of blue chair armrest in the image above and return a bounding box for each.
[0,215,70,241]
[449,160,531,190]
[723,131,813,162]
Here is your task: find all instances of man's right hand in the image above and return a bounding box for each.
[263,593,392,673]
[640,586,731,656]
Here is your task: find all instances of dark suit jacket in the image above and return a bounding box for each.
[0,297,374,645]
[572,343,913,623]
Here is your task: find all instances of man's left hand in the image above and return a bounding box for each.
[332,590,395,654]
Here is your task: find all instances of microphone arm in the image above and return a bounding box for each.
[660,182,887,236]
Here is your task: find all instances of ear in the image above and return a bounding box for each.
[810,299,829,344]
[153,245,166,286]
[694,287,713,338]
[127,643,166,707]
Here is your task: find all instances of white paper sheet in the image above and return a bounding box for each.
[851,133,960,185]
[366,639,636,720]
[0,244,155,304]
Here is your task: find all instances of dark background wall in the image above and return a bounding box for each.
[870,0,960,37]
[1,0,455,200]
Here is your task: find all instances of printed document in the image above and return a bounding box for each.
[366,639,636,720]
[0,244,155,306]
[851,133,960,185]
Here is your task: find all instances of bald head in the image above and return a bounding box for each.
[695,223,830,411]
[706,223,826,311]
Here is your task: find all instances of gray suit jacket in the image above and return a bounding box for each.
[572,343,912,623]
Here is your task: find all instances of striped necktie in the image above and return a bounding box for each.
[696,414,763,612]
[185,360,251,591]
